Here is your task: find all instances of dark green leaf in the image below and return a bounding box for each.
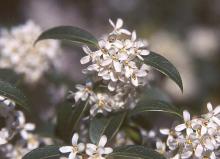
[129,100,182,118]
[22,145,61,159]
[0,69,22,84]
[107,145,166,159]
[89,111,127,144]
[35,26,98,47]
[0,80,28,109]
[144,51,183,92]
[56,100,89,142]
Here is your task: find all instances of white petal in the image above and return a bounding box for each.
[104,147,113,154]
[195,144,203,157]
[72,133,79,145]
[119,29,131,35]
[24,123,35,131]
[214,106,220,115]
[116,18,123,29]
[98,135,107,147]
[59,146,73,153]
[101,59,112,66]
[212,117,220,126]
[110,72,118,82]
[80,56,90,64]
[140,50,150,56]
[109,19,115,28]
[68,152,76,159]
[20,130,28,139]
[74,92,83,102]
[108,81,116,91]
[186,128,193,135]
[82,46,91,54]
[207,102,213,112]
[131,75,138,86]
[175,124,186,131]
[114,40,123,49]
[131,31,136,41]
[183,110,190,121]
[160,129,170,135]
[113,61,122,72]
[78,143,85,152]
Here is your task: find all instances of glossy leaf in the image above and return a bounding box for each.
[129,100,182,118]
[107,145,166,159]
[35,26,98,47]
[0,80,28,109]
[144,51,183,92]
[89,111,127,144]
[22,145,61,159]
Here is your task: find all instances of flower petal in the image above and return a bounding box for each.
[98,135,107,147]
[59,146,73,153]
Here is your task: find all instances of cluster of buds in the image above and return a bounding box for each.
[0,21,60,83]
[59,133,113,159]
[156,103,220,159]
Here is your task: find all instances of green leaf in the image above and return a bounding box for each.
[129,100,182,118]
[35,26,98,47]
[144,51,183,92]
[22,145,61,159]
[0,69,22,84]
[0,80,28,109]
[56,100,89,142]
[107,145,166,159]
[89,111,127,144]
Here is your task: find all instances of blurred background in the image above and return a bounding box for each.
[0,0,220,129]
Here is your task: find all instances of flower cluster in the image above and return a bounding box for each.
[70,81,137,116]
[70,18,150,116]
[59,133,113,159]
[81,18,150,90]
[157,103,220,159]
[0,21,60,83]
[0,95,51,158]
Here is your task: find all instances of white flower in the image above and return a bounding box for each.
[80,18,150,91]
[109,18,131,35]
[203,102,220,126]
[16,111,35,139]
[0,20,60,83]
[59,133,85,159]
[90,93,112,116]
[73,82,93,103]
[175,110,193,135]
[86,135,113,159]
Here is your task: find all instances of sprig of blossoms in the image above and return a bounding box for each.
[70,18,150,116]
[156,102,220,159]
[0,20,60,83]
[59,133,113,159]
[81,18,150,89]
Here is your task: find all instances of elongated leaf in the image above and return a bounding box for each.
[56,101,89,142]
[35,26,98,47]
[22,145,61,159]
[129,100,182,118]
[144,51,183,92]
[89,111,127,144]
[55,101,73,141]
[107,145,166,159]
[0,80,28,109]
